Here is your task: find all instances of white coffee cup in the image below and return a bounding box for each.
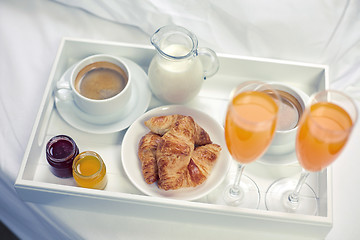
[266,83,309,155]
[56,54,132,118]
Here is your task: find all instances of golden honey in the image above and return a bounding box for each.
[72,151,107,190]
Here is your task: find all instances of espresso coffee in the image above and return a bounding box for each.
[74,61,128,100]
[276,90,303,131]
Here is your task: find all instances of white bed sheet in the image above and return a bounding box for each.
[1,0,359,239]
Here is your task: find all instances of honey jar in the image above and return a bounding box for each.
[72,151,107,190]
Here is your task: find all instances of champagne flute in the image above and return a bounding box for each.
[209,81,280,208]
[265,90,358,214]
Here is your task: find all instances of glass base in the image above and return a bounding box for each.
[207,175,260,209]
[265,178,318,215]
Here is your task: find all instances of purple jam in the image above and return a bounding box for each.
[46,135,79,178]
[49,140,73,159]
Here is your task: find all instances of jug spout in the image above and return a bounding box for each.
[150,28,161,49]
[150,25,198,59]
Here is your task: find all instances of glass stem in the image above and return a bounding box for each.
[287,169,309,209]
[230,164,245,197]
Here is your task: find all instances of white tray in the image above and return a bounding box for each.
[15,38,331,239]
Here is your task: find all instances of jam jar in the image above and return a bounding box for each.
[46,135,79,178]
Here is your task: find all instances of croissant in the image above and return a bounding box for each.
[187,144,221,186]
[156,116,196,190]
[139,114,221,191]
[145,114,212,146]
[157,142,222,190]
[138,132,162,184]
[144,114,184,135]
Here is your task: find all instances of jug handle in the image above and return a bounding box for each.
[197,48,219,80]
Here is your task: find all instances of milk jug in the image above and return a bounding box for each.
[148,25,219,103]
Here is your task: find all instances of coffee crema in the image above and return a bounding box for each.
[276,90,303,131]
[75,61,128,100]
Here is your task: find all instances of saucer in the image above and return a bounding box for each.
[54,57,151,134]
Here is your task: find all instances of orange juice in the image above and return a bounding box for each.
[296,102,353,171]
[72,151,107,190]
[225,91,278,163]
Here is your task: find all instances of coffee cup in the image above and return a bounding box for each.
[266,83,308,155]
[56,54,132,118]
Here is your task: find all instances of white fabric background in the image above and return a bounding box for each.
[1,0,359,239]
